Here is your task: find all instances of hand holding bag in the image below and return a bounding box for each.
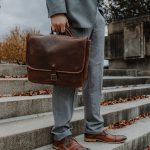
[26,27,91,88]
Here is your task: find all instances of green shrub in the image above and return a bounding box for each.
[101,0,150,23]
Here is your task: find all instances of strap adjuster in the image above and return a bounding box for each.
[51,74,57,81]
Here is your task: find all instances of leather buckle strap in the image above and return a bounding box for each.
[51,74,57,81]
[51,64,58,81]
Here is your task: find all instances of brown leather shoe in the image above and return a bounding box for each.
[84,130,127,144]
[53,135,90,150]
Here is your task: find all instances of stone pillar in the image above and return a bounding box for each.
[105,15,150,75]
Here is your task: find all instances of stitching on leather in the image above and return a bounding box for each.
[27,36,88,74]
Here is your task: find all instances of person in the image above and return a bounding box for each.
[46,0,127,149]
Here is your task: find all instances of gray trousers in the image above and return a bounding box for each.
[51,9,105,141]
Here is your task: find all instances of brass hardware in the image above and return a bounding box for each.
[51,74,57,81]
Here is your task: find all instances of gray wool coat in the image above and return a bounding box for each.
[46,0,104,28]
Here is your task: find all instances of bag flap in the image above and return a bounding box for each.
[26,34,89,74]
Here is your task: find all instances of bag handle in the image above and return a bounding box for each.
[51,26,73,37]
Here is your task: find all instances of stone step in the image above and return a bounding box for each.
[0,99,150,150]
[1,64,150,77]
[0,95,51,119]
[1,85,150,119]
[0,94,83,119]
[0,78,52,95]
[104,69,138,76]
[0,64,136,77]
[1,77,150,95]
[78,85,150,105]
[0,64,143,77]
[0,64,27,76]
[36,118,150,150]
[103,76,150,87]
[101,84,150,100]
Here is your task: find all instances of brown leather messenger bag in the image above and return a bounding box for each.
[26,27,91,88]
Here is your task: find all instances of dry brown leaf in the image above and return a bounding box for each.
[101,95,149,106]
[0,74,28,78]
[108,113,150,130]
[12,89,52,97]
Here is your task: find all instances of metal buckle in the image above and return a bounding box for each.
[51,74,57,81]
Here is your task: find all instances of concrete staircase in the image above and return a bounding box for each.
[0,64,150,150]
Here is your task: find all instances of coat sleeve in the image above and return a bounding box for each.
[46,0,67,18]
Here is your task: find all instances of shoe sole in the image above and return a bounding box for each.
[53,145,90,150]
[84,138,126,144]
[52,146,60,150]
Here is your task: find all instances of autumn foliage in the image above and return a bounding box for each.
[108,113,150,129]
[0,26,40,64]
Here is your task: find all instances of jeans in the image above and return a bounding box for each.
[51,9,105,141]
